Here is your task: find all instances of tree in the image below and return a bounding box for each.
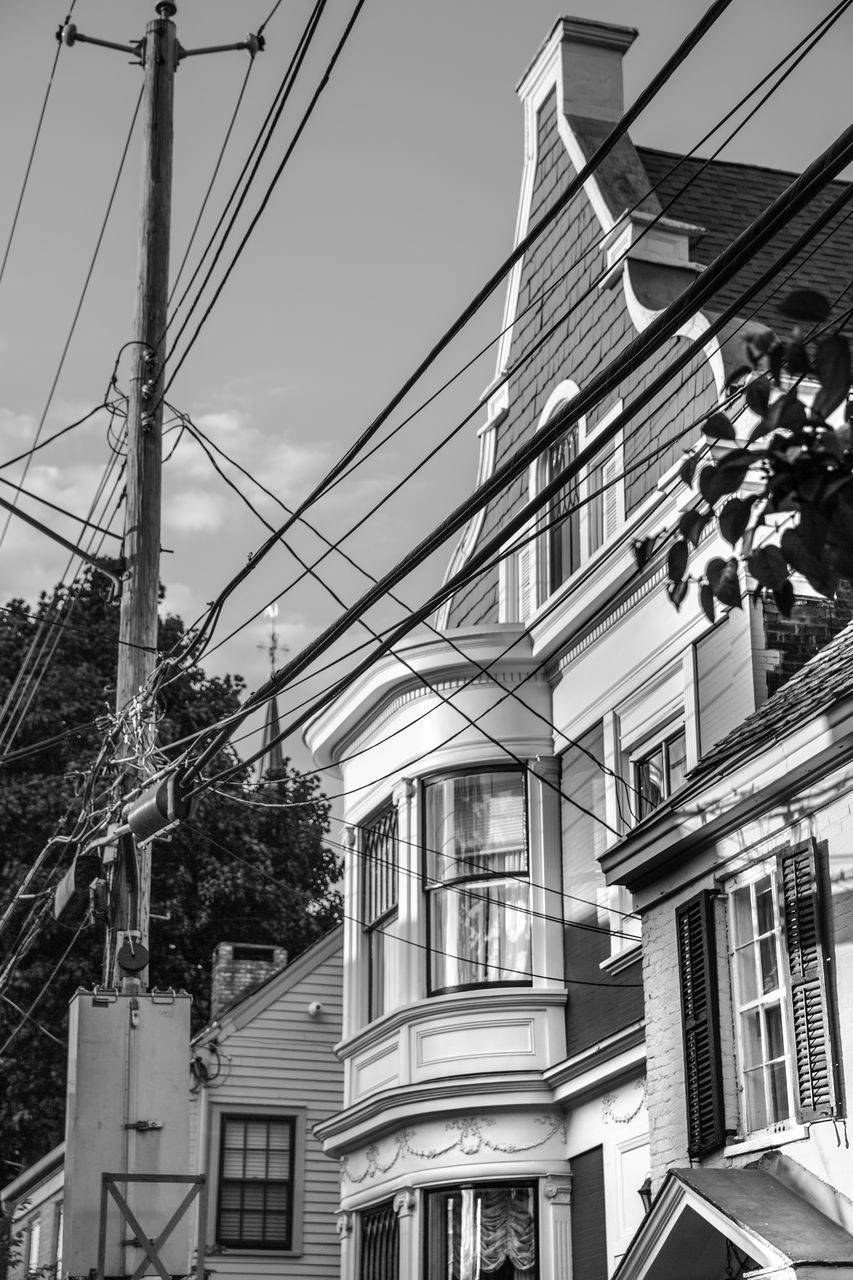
[0,567,340,1207]
[658,289,853,620]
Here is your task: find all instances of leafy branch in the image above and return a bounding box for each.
[663,289,852,622]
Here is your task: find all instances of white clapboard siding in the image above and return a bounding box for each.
[190,928,344,1278]
[694,612,754,758]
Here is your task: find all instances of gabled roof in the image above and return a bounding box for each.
[637,148,853,341]
[693,616,853,782]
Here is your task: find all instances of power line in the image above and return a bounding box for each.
[0,84,142,553]
[0,1,78,297]
[166,0,737,665]
[185,144,853,790]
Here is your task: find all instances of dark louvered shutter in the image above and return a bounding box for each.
[779,841,838,1121]
[676,891,725,1156]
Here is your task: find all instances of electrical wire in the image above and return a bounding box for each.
[172,0,850,672]
[165,0,739,663]
[186,148,853,790]
[184,821,643,989]
[0,83,142,555]
[0,918,87,1057]
[0,0,78,297]
[0,472,121,539]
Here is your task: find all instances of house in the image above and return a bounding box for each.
[601,622,853,1278]
[304,14,853,1280]
[2,1144,64,1279]
[1,928,343,1278]
[191,930,343,1276]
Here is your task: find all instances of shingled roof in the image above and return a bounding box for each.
[692,616,853,781]
[637,148,853,342]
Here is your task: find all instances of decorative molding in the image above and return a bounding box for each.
[602,1078,647,1125]
[341,824,357,852]
[392,777,415,810]
[393,1187,416,1218]
[336,1209,353,1238]
[339,669,535,761]
[543,1175,573,1205]
[341,1114,568,1184]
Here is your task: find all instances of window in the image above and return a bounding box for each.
[217,1115,295,1249]
[677,841,840,1155]
[570,1150,607,1280]
[632,726,686,821]
[363,804,399,1020]
[359,1199,399,1280]
[586,446,620,557]
[425,1184,538,1279]
[27,1216,41,1271]
[728,842,839,1134]
[425,770,531,994]
[544,427,581,598]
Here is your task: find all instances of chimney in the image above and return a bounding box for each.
[211,941,287,1019]
[519,17,637,123]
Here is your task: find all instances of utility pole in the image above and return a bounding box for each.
[57,9,264,1276]
[109,0,177,992]
[60,3,264,991]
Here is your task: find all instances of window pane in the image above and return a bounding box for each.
[218,1117,292,1249]
[363,805,398,924]
[745,1067,768,1130]
[547,429,580,592]
[431,879,531,991]
[769,1061,790,1123]
[741,1009,763,1068]
[755,876,775,936]
[765,1003,785,1060]
[635,747,664,818]
[735,946,758,1004]
[666,730,687,793]
[426,1184,538,1280]
[731,887,754,947]
[426,772,527,882]
[759,935,779,994]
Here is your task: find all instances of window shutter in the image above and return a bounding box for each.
[676,891,725,1156]
[517,527,533,620]
[778,840,838,1121]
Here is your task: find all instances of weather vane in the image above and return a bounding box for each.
[259,604,287,675]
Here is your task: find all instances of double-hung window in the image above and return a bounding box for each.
[363,804,399,1021]
[676,839,840,1156]
[217,1115,295,1249]
[425,1183,538,1279]
[425,770,531,994]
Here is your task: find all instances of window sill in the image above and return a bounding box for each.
[600,942,642,975]
[723,1123,809,1158]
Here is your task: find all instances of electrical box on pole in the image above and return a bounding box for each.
[62,990,193,1277]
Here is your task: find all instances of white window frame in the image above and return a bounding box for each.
[628,722,687,824]
[207,1103,306,1257]
[727,861,797,1138]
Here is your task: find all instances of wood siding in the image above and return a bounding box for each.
[191,935,344,1278]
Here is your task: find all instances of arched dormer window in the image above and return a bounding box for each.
[535,382,585,607]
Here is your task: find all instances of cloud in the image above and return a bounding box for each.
[165,490,225,534]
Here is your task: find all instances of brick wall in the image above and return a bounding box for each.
[757,582,853,701]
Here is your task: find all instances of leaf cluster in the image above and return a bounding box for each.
[663,290,853,622]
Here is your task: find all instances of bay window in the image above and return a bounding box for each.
[425,1183,538,1280]
[425,770,531,994]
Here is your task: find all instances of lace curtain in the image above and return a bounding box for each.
[432,1186,536,1280]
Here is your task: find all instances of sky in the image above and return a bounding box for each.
[0,0,850,780]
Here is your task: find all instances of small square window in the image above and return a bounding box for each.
[632,728,686,821]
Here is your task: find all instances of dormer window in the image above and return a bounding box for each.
[545,426,581,597]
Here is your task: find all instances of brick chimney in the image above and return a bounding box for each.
[211,942,287,1019]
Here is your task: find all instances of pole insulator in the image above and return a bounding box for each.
[61,22,77,46]
[156,2,178,16]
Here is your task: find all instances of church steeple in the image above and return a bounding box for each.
[257,605,285,781]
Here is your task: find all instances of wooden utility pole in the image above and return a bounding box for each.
[60,2,264,992]
[109,1,177,990]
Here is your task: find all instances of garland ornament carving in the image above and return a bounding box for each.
[341,1114,568,1184]
[601,1077,646,1125]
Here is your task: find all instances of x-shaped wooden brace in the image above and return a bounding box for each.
[98,1173,206,1280]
